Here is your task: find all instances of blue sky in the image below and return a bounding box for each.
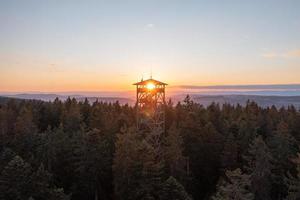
[0,0,300,92]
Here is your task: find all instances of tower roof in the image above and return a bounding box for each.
[133,78,168,86]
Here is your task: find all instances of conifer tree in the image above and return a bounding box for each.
[13,106,36,136]
[43,125,75,193]
[138,136,164,200]
[212,168,254,200]
[31,164,70,200]
[0,147,16,172]
[74,129,112,200]
[89,102,104,130]
[159,176,192,200]
[164,124,185,179]
[61,98,82,132]
[50,97,64,128]
[285,153,300,200]
[268,121,298,199]
[113,127,144,200]
[0,155,32,200]
[113,127,165,200]
[244,136,273,200]
[221,132,238,171]
[80,98,91,127]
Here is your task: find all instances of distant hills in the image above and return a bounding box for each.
[176,84,300,90]
[189,95,300,108]
[0,93,134,105]
[1,93,300,108]
[171,83,300,96]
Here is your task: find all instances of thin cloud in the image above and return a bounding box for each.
[144,23,155,30]
[282,49,300,58]
[261,52,278,58]
[262,49,300,59]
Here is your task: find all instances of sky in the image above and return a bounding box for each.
[0,0,300,92]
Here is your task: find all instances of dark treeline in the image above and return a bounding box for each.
[0,96,300,200]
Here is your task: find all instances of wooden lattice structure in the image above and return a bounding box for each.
[133,78,189,175]
[133,78,167,133]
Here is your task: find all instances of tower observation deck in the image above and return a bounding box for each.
[133,78,167,133]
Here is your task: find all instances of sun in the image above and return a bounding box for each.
[146,82,155,90]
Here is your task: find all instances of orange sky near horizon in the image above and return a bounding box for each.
[1,62,300,92]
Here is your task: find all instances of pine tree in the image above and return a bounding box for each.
[89,102,104,130]
[285,153,300,200]
[43,125,75,194]
[73,129,112,200]
[50,97,63,128]
[79,98,91,127]
[159,176,192,200]
[212,168,254,200]
[31,164,52,198]
[113,127,144,200]
[0,147,16,172]
[0,155,32,200]
[244,136,273,200]
[268,121,298,199]
[163,124,185,179]
[221,132,238,171]
[12,106,37,155]
[30,164,70,200]
[13,106,36,136]
[61,97,82,132]
[113,127,165,200]
[139,136,164,200]
[0,106,9,146]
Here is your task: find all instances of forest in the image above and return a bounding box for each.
[0,96,300,200]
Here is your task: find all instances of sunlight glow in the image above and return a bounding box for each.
[146,82,155,90]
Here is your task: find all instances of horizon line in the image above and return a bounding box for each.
[1,83,300,94]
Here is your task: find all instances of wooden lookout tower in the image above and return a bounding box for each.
[133,78,167,133]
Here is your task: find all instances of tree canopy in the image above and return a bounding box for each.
[0,97,299,200]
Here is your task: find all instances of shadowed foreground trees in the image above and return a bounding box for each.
[243,136,273,200]
[0,97,299,200]
[212,168,254,200]
[113,125,189,200]
[0,155,69,200]
[285,153,300,200]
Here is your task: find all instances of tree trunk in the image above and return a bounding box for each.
[95,188,98,200]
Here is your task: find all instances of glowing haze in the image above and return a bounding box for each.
[1,0,300,92]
